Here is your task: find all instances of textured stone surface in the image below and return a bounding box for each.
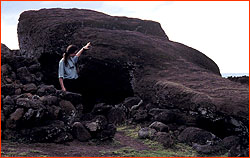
[17,8,248,122]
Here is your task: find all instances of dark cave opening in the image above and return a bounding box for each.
[39,54,134,111]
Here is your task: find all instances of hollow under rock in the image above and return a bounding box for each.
[39,54,134,111]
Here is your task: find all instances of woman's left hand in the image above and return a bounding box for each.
[83,42,91,50]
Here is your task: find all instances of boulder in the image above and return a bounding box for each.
[192,143,227,155]
[58,91,82,105]
[59,100,76,124]
[85,115,108,132]
[107,107,126,125]
[2,84,16,96]
[17,9,248,136]
[28,120,72,143]
[138,127,156,139]
[178,127,217,145]
[6,108,24,129]
[228,144,249,157]
[37,84,57,96]
[222,136,240,150]
[91,103,112,115]
[96,123,116,140]
[16,67,35,84]
[132,110,148,123]
[40,95,59,105]
[28,63,41,73]
[23,83,37,93]
[149,121,169,132]
[59,100,76,114]
[153,132,175,148]
[72,122,91,141]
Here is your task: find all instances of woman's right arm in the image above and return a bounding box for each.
[59,78,66,91]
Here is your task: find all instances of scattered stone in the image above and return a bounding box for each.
[222,136,240,150]
[178,127,217,145]
[192,143,227,155]
[6,108,24,129]
[153,132,175,148]
[92,103,112,115]
[228,144,249,157]
[132,110,148,122]
[23,83,37,93]
[59,100,76,115]
[16,67,34,84]
[138,127,156,139]
[58,91,82,105]
[2,84,16,96]
[96,123,116,140]
[107,107,126,125]
[149,121,169,132]
[72,122,91,142]
[37,84,56,96]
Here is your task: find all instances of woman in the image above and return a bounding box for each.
[58,42,91,92]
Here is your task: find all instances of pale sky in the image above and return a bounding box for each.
[1,1,249,73]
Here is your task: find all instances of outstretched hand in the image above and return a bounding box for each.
[83,42,91,50]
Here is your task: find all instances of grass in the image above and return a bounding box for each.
[1,147,45,157]
[29,149,42,153]
[111,124,228,157]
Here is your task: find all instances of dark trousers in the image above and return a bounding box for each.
[63,78,80,93]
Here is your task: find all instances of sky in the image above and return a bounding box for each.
[1,1,249,73]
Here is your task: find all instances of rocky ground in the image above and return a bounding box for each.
[1,124,230,157]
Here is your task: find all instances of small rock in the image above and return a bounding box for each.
[228,144,249,157]
[16,67,34,84]
[178,127,217,145]
[107,107,126,125]
[6,108,24,129]
[23,83,37,93]
[41,95,59,105]
[149,121,169,132]
[222,136,240,150]
[96,123,116,140]
[58,91,82,105]
[138,127,156,139]
[192,143,227,155]
[92,103,112,115]
[37,84,56,96]
[2,84,16,96]
[72,122,91,141]
[132,110,148,122]
[59,100,76,115]
[85,122,99,132]
[153,132,175,148]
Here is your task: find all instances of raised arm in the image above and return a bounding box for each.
[76,42,91,57]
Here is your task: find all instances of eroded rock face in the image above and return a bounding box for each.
[1,8,248,152]
[17,9,248,122]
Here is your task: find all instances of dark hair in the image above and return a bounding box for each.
[63,45,78,66]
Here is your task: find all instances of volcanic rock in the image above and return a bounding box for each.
[17,9,248,133]
[222,136,240,150]
[107,107,126,125]
[178,127,218,146]
[192,143,227,155]
[72,122,91,142]
[149,121,169,132]
[138,127,156,139]
[153,132,175,148]
[1,8,248,146]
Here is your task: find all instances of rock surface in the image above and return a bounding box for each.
[0,8,248,154]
